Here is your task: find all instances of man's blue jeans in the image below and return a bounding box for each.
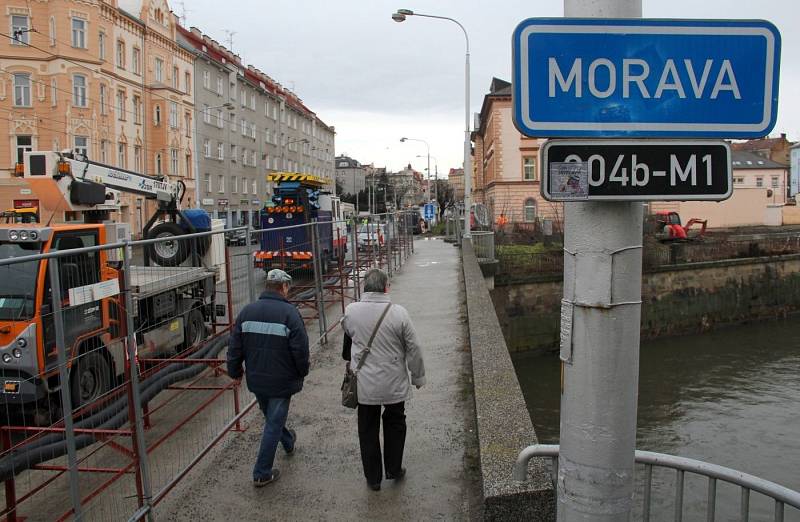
[253,395,295,480]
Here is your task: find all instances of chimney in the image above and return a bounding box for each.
[781,133,786,140]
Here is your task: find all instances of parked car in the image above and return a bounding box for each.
[357,223,386,250]
[225,228,247,246]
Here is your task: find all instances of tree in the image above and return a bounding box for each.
[434,179,455,217]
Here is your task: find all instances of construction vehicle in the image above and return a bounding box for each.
[2,206,39,224]
[253,173,347,274]
[0,151,221,421]
[649,211,708,241]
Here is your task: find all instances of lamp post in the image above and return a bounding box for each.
[417,153,439,211]
[393,9,471,238]
[400,136,430,204]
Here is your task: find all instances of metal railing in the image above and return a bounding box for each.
[514,444,800,521]
[471,230,495,261]
[0,210,416,521]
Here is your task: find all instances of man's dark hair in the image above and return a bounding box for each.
[266,280,286,293]
[364,268,388,293]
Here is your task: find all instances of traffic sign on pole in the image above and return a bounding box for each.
[541,140,732,201]
[512,18,781,138]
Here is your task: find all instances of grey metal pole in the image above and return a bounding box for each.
[47,258,83,520]
[350,218,361,300]
[557,1,643,521]
[463,35,472,239]
[310,221,327,344]
[247,224,257,303]
[122,243,156,521]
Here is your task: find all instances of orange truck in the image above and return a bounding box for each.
[0,151,221,422]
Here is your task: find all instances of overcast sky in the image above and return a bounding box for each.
[184,0,799,177]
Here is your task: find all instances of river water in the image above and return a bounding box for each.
[514,320,800,521]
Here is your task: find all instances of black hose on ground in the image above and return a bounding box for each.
[0,334,230,482]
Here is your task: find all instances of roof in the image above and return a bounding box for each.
[475,78,513,136]
[731,136,792,152]
[335,156,361,169]
[731,150,786,170]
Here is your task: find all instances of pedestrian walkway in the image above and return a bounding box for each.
[160,238,481,520]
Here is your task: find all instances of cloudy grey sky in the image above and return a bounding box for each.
[184,0,799,176]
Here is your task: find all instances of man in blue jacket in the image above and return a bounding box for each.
[228,269,309,486]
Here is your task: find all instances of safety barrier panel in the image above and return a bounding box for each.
[0,211,415,521]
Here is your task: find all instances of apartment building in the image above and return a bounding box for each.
[177,26,335,228]
[1,0,195,234]
[471,78,554,224]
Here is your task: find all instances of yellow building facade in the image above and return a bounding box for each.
[1,0,194,235]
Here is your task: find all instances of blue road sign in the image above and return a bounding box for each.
[424,203,435,220]
[512,19,781,138]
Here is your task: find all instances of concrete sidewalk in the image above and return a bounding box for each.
[161,238,481,521]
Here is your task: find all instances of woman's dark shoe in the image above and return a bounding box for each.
[386,468,406,480]
[368,481,381,491]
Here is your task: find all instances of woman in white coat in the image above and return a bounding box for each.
[342,268,426,491]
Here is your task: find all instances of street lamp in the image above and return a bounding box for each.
[400,136,430,204]
[416,154,439,208]
[393,8,471,238]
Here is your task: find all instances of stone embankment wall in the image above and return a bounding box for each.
[493,254,800,354]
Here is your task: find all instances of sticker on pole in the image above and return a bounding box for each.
[549,162,589,200]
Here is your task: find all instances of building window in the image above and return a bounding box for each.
[242,178,248,194]
[203,139,211,158]
[231,114,237,131]
[203,70,210,90]
[523,157,536,180]
[100,140,108,163]
[74,136,89,157]
[170,149,178,175]
[118,142,127,169]
[250,123,256,139]
[242,148,248,165]
[217,142,224,160]
[154,105,161,126]
[98,31,105,59]
[265,128,271,143]
[169,101,178,128]
[250,94,256,111]
[134,146,142,172]
[72,74,88,107]
[99,84,107,114]
[184,112,191,137]
[523,198,537,222]
[216,76,223,95]
[216,109,223,128]
[733,177,744,185]
[231,176,237,194]
[204,174,211,194]
[240,89,246,107]
[184,71,191,94]
[241,118,247,136]
[231,144,238,162]
[132,47,140,75]
[772,176,779,188]
[71,18,86,48]
[155,153,162,175]
[172,66,179,89]
[116,40,125,68]
[13,73,31,107]
[116,91,126,120]
[756,177,763,187]
[252,180,257,195]
[15,136,32,164]
[203,104,211,124]
[154,58,163,82]
[218,175,225,193]
[133,95,142,124]
[51,79,57,107]
[11,15,29,45]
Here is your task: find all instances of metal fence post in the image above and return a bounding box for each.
[310,221,327,345]
[387,215,394,279]
[47,257,83,520]
[246,225,257,303]
[121,243,155,521]
[350,221,361,301]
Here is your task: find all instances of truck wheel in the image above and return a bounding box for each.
[184,307,206,350]
[147,222,190,266]
[70,352,111,409]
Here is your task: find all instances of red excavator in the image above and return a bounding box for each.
[650,211,707,241]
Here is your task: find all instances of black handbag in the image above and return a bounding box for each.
[341,303,392,409]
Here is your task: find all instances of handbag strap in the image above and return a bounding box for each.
[355,303,392,372]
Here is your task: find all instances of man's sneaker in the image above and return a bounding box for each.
[253,469,281,487]
[386,468,406,480]
[285,429,297,455]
